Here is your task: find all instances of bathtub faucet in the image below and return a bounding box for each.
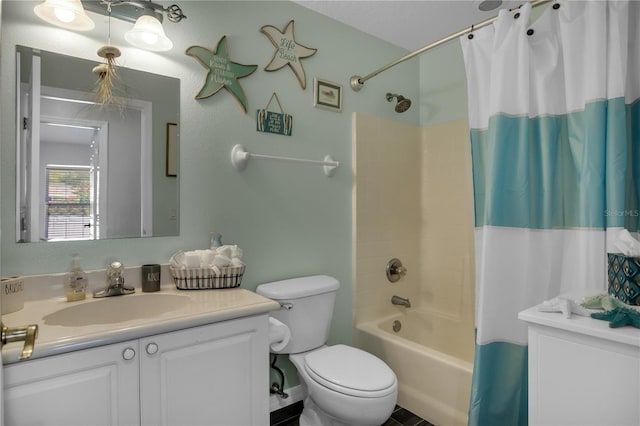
[391,295,411,308]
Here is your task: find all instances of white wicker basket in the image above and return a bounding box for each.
[169,265,245,290]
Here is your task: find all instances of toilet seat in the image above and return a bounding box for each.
[304,344,397,398]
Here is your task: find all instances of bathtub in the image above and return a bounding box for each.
[355,310,474,426]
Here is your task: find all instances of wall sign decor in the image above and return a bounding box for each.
[186,36,258,113]
[261,20,317,90]
[314,78,342,112]
[257,92,293,136]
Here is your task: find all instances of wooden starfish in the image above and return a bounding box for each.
[261,20,317,89]
[186,36,257,113]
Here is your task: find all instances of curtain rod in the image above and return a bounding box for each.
[349,0,553,91]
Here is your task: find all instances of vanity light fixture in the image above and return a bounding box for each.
[34,0,187,52]
[34,0,95,31]
[85,1,187,52]
[124,14,173,51]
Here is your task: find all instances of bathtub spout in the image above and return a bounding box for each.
[391,295,411,308]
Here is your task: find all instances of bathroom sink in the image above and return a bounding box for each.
[43,293,190,326]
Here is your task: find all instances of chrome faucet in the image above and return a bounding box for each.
[93,261,135,298]
[391,295,411,308]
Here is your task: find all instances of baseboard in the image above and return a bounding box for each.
[269,384,304,412]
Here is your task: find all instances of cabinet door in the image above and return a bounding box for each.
[528,324,640,426]
[140,315,270,426]
[4,341,140,426]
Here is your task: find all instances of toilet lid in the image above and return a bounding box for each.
[304,345,396,397]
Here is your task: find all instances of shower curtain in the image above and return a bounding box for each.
[460,1,640,425]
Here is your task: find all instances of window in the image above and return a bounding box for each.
[45,166,93,240]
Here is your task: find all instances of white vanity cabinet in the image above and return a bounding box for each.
[139,315,269,426]
[4,339,140,425]
[4,315,270,426]
[519,306,640,426]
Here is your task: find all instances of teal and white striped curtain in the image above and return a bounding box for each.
[460,1,640,424]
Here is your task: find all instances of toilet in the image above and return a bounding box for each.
[256,275,397,426]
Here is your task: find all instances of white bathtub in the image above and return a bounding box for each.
[356,310,474,426]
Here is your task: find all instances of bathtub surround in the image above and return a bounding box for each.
[353,113,475,425]
[461,2,640,424]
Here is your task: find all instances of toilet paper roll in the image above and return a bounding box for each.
[268,317,291,352]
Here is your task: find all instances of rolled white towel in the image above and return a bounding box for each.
[230,245,243,259]
[184,251,201,268]
[169,251,185,268]
[201,249,216,267]
[212,255,231,267]
[216,245,232,258]
[230,257,244,267]
[211,266,221,276]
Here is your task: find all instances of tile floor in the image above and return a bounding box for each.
[270,401,435,426]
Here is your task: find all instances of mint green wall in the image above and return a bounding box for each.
[1,0,419,359]
[419,42,468,126]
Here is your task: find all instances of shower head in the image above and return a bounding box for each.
[386,93,412,113]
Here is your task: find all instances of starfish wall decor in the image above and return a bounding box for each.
[186,36,258,113]
[261,20,317,89]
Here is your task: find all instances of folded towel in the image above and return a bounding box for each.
[170,245,244,269]
[230,245,243,259]
[230,257,244,267]
[201,249,216,267]
[184,251,201,268]
[216,246,232,258]
[212,255,231,267]
[169,251,185,269]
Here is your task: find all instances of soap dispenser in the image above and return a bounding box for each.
[210,231,223,249]
[65,254,88,302]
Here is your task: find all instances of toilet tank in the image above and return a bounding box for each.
[256,275,340,354]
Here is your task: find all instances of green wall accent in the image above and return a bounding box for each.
[419,41,468,127]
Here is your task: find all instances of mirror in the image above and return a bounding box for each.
[16,45,179,242]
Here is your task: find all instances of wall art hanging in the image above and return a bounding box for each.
[261,20,317,90]
[186,36,257,113]
[314,78,342,112]
[257,92,293,136]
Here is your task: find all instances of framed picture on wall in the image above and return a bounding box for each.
[166,123,178,177]
[314,78,342,112]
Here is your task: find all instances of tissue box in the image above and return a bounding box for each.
[1,276,25,314]
[607,253,640,306]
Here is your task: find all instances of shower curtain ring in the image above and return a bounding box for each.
[468,25,475,40]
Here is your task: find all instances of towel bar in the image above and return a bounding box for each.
[230,144,339,177]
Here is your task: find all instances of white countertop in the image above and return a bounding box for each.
[2,286,280,365]
[518,304,640,348]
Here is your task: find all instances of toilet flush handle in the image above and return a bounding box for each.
[279,302,293,310]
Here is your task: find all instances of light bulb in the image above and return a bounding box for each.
[142,32,159,46]
[34,0,95,31]
[125,15,173,52]
[53,6,75,23]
